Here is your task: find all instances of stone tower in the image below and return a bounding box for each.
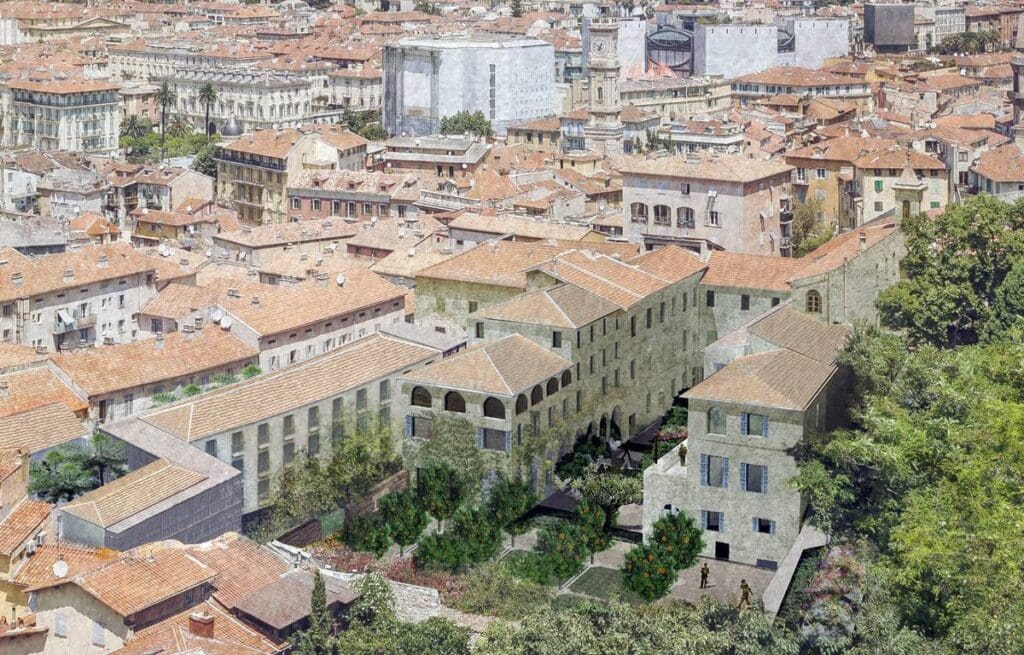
[1012,54,1024,145]
[585,17,624,157]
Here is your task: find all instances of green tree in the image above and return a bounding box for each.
[570,467,641,532]
[191,142,217,178]
[484,474,535,546]
[198,82,219,143]
[379,490,427,555]
[535,522,589,580]
[241,364,262,379]
[417,464,464,533]
[341,514,392,557]
[84,431,127,486]
[120,114,150,139]
[294,569,333,655]
[29,445,94,503]
[154,82,178,160]
[439,110,493,138]
[412,413,486,499]
[622,545,676,601]
[357,122,388,141]
[790,197,833,257]
[167,114,193,138]
[648,512,703,570]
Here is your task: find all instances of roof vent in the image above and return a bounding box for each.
[251,296,261,306]
[63,269,74,282]
[11,272,22,286]
[227,288,241,298]
[97,255,109,268]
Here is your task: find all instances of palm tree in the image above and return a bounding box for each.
[154,81,178,160]
[167,114,193,139]
[120,114,149,139]
[198,82,218,144]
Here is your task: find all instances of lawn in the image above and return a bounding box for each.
[568,566,645,604]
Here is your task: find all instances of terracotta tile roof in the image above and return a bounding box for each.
[448,213,596,241]
[417,239,640,288]
[345,216,444,253]
[51,330,257,397]
[0,242,156,303]
[793,221,898,279]
[214,217,357,248]
[139,333,439,442]
[287,168,419,197]
[971,142,1024,183]
[221,128,308,159]
[747,304,849,363]
[187,533,288,610]
[369,241,454,279]
[401,334,570,396]
[0,367,87,418]
[234,569,359,631]
[69,212,120,237]
[6,77,118,94]
[734,66,865,88]
[0,342,44,371]
[139,283,220,320]
[0,448,22,482]
[59,459,207,528]
[473,283,619,329]
[305,124,369,152]
[131,208,217,228]
[10,543,118,588]
[0,498,51,556]
[618,153,793,183]
[113,600,282,655]
[0,403,87,454]
[786,135,897,163]
[685,348,836,410]
[629,245,707,283]
[701,251,807,292]
[49,547,217,618]
[853,145,946,170]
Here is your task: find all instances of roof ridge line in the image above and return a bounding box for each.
[480,346,513,395]
[544,287,577,328]
[554,257,643,305]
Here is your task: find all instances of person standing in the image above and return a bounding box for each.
[700,562,710,589]
[738,579,752,609]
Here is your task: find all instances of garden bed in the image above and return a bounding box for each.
[569,566,645,604]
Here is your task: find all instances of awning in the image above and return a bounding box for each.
[57,309,73,324]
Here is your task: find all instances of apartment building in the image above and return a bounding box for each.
[286,169,422,222]
[105,333,441,515]
[107,40,274,82]
[854,146,948,224]
[620,76,732,123]
[0,76,120,153]
[105,164,214,222]
[0,244,158,352]
[620,153,794,256]
[731,67,873,111]
[211,217,358,266]
[328,67,383,112]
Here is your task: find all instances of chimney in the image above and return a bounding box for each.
[97,255,109,269]
[63,269,74,282]
[194,316,204,330]
[188,611,215,639]
[155,331,165,350]
[0,379,8,396]
[179,258,190,272]
[11,272,22,286]
[182,324,195,339]
[251,296,260,307]
[858,231,867,252]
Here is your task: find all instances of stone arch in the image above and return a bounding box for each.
[444,391,465,413]
[411,386,432,407]
[531,385,544,406]
[483,396,505,420]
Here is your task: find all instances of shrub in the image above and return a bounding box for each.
[535,523,589,581]
[182,384,201,397]
[575,500,610,554]
[414,533,473,572]
[622,545,677,601]
[340,514,392,557]
[382,557,467,601]
[649,513,703,570]
[449,561,554,619]
[309,542,376,573]
[503,550,559,586]
[151,391,177,405]
[379,490,428,555]
[241,364,262,379]
[452,506,502,563]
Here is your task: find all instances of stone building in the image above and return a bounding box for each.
[383,34,556,136]
[0,76,120,153]
[853,147,947,225]
[620,152,794,256]
[286,169,422,222]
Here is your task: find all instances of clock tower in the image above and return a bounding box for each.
[585,17,624,157]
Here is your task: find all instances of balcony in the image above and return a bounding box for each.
[417,190,480,212]
[54,309,96,335]
[779,210,793,224]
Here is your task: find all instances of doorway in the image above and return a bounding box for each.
[714,541,730,560]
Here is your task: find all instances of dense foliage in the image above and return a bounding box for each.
[622,513,702,601]
[439,110,494,138]
[378,490,428,555]
[29,432,126,502]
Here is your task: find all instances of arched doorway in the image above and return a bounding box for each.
[599,415,608,438]
[611,406,623,441]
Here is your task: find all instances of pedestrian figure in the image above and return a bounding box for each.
[738,579,752,609]
[699,562,710,589]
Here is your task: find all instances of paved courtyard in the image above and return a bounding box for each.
[670,556,776,607]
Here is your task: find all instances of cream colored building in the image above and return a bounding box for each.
[1,77,120,153]
[854,146,948,225]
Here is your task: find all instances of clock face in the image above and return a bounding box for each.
[593,38,607,56]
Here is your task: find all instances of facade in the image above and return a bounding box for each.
[329,68,383,112]
[383,34,556,136]
[731,67,873,110]
[853,147,948,224]
[620,76,732,123]
[286,169,422,222]
[620,153,794,256]
[693,19,850,79]
[106,165,214,222]
[863,4,916,54]
[1,78,120,153]
[584,18,624,157]
[107,41,274,82]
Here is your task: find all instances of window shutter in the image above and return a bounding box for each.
[762,467,768,494]
[404,415,412,437]
[476,428,484,449]
[700,509,707,530]
[700,454,708,486]
[770,520,776,535]
[740,413,749,435]
[722,457,729,487]
[504,431,512,453]
[740,463,748,491]
[762,416,769,437]
[752,517,758,532]
[720,513,726,533]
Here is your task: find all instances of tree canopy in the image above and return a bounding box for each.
[439,111,494,138]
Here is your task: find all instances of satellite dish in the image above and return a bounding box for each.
[211,309,224,323]
[52,559,69,578]
[220,316,233,330]
[335,273,346,287]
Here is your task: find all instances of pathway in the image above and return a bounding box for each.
[669,557,775,607]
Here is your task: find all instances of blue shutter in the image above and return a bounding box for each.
[762,466,768,494]
[720,512,725,533]
[476,428,484,449]
[504,431,512,453]
[740,463,748,492]
[700,509,707,530]
[722,458,729,487]
[762,416,769,437]
[752,517,758,532]
[700,454,708,486]
[740,413,749,435]
[404,415,412,437]
[770,520,776,535]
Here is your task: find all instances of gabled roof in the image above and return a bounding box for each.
[113,600,282,655]
[472,283,620,329]
[0,497,51,556]
[747,304,850,364]
[9,542,117,589]
[187,532,289,610]
[233,569,359,631]
[401,334,571,396]
[0,403,87,454]
[793,221,898,280]
[684,348,836,411]
[700,251,806,292]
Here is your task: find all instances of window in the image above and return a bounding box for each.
[483,397,505,419]
[311,199,322,211]
[680,182,690,195]
[332,397,343,440]
[552,331,562,348]
[561,370,571,387]
[707,407,726,434]
[630,316,636,337]
[54,611,67,638]
[754,518,776,534]
[231,431,243,454]
[874,179,883,193]
[379,405,390,428]
[411,416,433,438]
[740,294,750,310]
[708,211,721,227]
[204,440,217,457]
[531,385,544,405]
[290,197,301,209]
[257,449,270,474]
[706,290,715,307]
[308,406,320,431]
[659,301,665,323]
[805,290,822,314]
[646,307,653,329]
[702,510,724,532]
[357,388,367,410]
[742,463,768,493]
[379,380,390,402]
[653,204,671,225]
[411,386,431,407]
[629,202,648,222]
[257,423,270,446]
[308,433,320,457]
[475,322,484,338]
[468,300,478,313]
[741,412,769,437]
[516,394,528,414]
[546,377,559,394]
[444,391,466,412]
[481,428,506,451]
[771,297,780,307]
[283,414,295,435]
[815,168,827,180]
[258,478,270,500]
[630,360,636,379]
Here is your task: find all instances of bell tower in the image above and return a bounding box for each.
[585,17,624,157]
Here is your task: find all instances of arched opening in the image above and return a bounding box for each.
[611,406,623,441]
[483,397,505,419]
[546,378,559,395]
[515,394,528,414]
[561,370,572,387]
[630,202,649,223]
[411,386,432,407]
[805,290,822,314]
[599,415,608,438]
[677,207,695,228]
[597,86,604,102]
[531,385,544,406]
[444,391,465,413]
[653,204,671,225]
